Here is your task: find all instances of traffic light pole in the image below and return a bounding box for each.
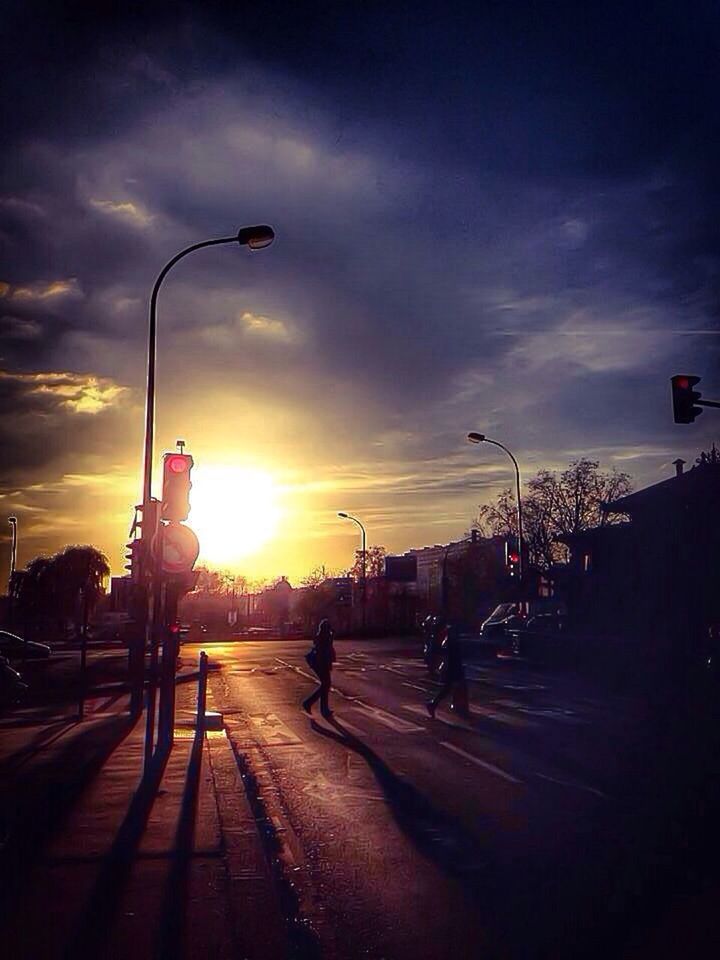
[137,227,275,772]
[140,240,235,775]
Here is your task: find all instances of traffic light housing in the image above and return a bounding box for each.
[124,539,144,584]
[505,541,520,578]
[161,453,194,521]
[671,375,703,424]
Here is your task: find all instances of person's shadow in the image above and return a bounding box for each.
[309,716,512,940]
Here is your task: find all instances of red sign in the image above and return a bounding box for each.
[155,523,200,574]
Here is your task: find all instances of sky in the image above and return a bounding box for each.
[1,0,719,583]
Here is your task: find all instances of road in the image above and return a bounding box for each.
[184,636,720,960]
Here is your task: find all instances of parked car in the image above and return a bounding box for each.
[0,630,51,660]
[479,603,525,639]
[501,613,573,664]
[0,656,28,706]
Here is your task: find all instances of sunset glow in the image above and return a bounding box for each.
[190,464,282,567]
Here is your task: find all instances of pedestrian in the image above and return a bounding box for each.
[302,618,336,718]
[426,621,469,719]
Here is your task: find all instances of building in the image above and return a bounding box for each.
[560,450,720,670]
[387,531,513,629]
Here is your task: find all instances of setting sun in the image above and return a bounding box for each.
[189,464,282,568]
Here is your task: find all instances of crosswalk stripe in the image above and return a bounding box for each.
[351,703,424,733]
[440,741,522,784]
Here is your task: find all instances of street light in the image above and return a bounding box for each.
[142,224,275,508]
[467,432,524,584]
[7,516,17,627]
[139,224,275,769]
[338,512,367,630]
[7,516,17,582]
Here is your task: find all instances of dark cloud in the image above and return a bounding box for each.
[2,1,719,573]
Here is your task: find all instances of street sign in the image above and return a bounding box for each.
[155,522,200,574]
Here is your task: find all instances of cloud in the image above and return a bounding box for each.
[88,198,154,227]
[8,278,83,301]
[0,370,128,414]
[0,315,42,340]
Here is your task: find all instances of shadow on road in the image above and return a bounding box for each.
[155,727,204,960]
[310,716,515,957]
[0,713,135,916]
[64,745,171,959]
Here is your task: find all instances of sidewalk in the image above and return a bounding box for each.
[0,676,288,960]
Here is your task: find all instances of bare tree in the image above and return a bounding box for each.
[350,545,387,579]
[473,458,632,570]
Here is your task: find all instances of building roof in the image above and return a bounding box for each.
[556,522,632,547]
[604,458,720,515]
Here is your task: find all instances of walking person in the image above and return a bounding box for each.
[426,621,469,719]
[302,619,336,718]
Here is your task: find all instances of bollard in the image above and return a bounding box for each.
[197,651,208,732]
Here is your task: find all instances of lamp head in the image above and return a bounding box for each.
[467,432,486,444]
[237,224,275,250]
[337,512,348,519]
[8,516,17,524]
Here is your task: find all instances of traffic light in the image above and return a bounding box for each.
[671,375,703,424]
[124,539,143,584]
[161,452,194,521]
[505,541,520,578]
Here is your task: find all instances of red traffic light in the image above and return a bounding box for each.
[167,455,190,473]
[162,451,194,522]
[508,552,520,563]
[671,374,703,424]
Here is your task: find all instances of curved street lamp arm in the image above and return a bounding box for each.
[142,236,237,506]
[480,438,524,580]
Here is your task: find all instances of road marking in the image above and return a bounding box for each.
[403,703,470,729]
[246,712,302,746]
[440,741,522,784]
[404,700,531,728]
[325,715,368,737]
[534,772,608,799]
[274,657,319,683]
[351,703,424,733]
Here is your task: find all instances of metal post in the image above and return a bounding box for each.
[8,516,17,628]
[144,577,163,773]
[469,436,524,584]
[138,231,273,758]
[339,513,367,632]
[197,651,208,732]
[158,580,180,751]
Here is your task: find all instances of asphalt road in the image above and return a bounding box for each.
[184,636,720,960]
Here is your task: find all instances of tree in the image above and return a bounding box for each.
[350,545,387,579]
[296,566,335,628]
[472,458,632,570]
[300,565,332,589]
[53,545,111,639]
[193,566,248,596]
[15,546,110,638]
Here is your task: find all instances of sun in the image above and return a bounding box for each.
[189,464,282,568]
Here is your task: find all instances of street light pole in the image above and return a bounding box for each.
[7,516,17,585]
[139,225,274,772]
[338,512,367,631]
[7,516,17,626]
[467,432,524,584]
[142,225,275,511]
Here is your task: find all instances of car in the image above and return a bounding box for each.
[0,656,28,706]
[525,612,568,633]
[479,603,525,639]
[0,630,51,659]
